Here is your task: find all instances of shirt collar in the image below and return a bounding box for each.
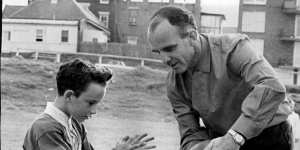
[188,34,211,73]
[44,102,71,130]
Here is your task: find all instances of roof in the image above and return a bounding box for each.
[2,6,26,18]
[201,12,226,20]
[2,0,109,34]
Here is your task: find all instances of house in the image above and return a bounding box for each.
[76,0,201,45]
[2,0,110,53]
[238,0,300,67]
[200,12,226,34]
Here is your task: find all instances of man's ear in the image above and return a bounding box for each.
[63,90,75,101]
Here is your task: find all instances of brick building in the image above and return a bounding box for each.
[238,0,300,67]
[76,0,201,45]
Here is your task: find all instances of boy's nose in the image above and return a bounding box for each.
[90,107,97,115]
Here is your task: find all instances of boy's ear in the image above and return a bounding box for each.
[63,90,75,101]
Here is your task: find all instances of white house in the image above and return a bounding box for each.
[2,0,110,53]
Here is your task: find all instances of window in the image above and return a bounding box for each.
[148,0,169,2]
[92,38,98,43]
[100,0,109,4]
[243,0,267,5]
[250,39,264,55]
[127,36,138,45]
[129,8,138,26]
[61,30,69,42]
[3,31,11,41]
[174,0,195,4]
[98,11,109,28]
[36,29,43,42]
[242,11,265,33]
[296,16,300,37]
[200,15,222,34]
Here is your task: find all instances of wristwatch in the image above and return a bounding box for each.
[228,129,245,146]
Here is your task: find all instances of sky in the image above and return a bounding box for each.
[2,0,239,27]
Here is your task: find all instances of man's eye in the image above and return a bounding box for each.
[162,45,177,52]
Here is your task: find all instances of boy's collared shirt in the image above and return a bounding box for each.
[44,102,82,150]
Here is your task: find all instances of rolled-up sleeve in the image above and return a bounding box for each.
[167,73,209,150]
[228,40,286,139]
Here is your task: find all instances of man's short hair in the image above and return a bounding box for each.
[56,59,112,97]
[149,5,197,38]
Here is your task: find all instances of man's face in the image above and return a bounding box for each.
[148,19,195,74]
[68,82,106,122]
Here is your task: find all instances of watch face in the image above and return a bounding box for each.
[236,135,243,143]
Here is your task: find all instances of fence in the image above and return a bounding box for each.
[2,50,167,70]
[1,50,300,86]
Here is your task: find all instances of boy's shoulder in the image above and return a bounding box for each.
[29,113,65,138]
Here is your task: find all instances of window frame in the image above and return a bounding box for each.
[241,11,266,33]
[128,8,139,26]
[296,15,300,38]
[3,31,11,41]
[98,11,110,28]
[127,36,138,45]
[61,30,69,42]
[36,29,43,42]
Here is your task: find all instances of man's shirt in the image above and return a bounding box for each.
[167,34,294,150]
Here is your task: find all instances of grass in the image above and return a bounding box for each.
[1,57,299,150]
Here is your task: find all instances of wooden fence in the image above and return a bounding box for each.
[3,50,166,70]
[1,50,299,87]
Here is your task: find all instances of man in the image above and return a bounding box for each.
[289,94,300,150]
[147,6,294,150]
[23,59,155,150]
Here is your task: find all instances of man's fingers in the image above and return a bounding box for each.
[142,137,154,143]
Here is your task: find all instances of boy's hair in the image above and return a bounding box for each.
[56,59,112,97]
[149,5,197,38]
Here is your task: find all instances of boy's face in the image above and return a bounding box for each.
[68,82,106,122]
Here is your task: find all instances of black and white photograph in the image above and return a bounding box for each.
[1,0,300,150]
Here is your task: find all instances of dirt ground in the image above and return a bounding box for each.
[1,57,299,150]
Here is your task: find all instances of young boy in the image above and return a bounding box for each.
[23,59,155,150]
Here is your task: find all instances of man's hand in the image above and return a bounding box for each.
[113,133,156,150]
[203,134,240,150]
[189,140,210,150]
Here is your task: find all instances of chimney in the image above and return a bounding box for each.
[51,0,58,4]
[28,0,34,5]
